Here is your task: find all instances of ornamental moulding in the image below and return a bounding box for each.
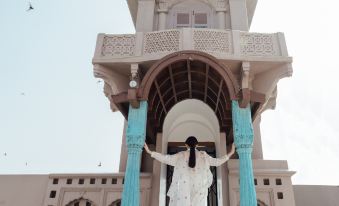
[156,0,227,11]
[93,64,119,94]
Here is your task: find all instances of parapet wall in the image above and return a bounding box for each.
[294,185,339,206]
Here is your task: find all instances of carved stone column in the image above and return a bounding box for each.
[121,101,148,206]
[158,1,168,30]
[158,11,167,30]
[232,101,257,206]
[216,10,226,29]
[216,0,227,29]
[229,0,249,31]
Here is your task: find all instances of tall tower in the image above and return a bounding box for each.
[93,0,295,206]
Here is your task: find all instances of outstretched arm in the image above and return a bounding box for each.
[144,143,178,166]
[206,144,236,167]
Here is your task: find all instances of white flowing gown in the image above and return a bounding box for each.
[151,149,229,206]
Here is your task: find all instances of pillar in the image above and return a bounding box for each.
[121,101,148,206]
[252,115,263,159]
[229,0,249,31]
[150,133,163,206]
[216,9,226,29]
[219,132,230,206]
[119,120,128,172]
[231,101,257,206]
[158,11,167,30]
[136,1,155,32]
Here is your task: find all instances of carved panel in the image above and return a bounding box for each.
[240,33,277,56]
[102,35,135,57]
[143,30,180,55]
[193,29,232,54]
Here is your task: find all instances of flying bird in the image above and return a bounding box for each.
[21,92,25,96]
[98,162,102,167]
[27,2,34,11]
[3,153,7,156]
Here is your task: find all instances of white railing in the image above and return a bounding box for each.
[193,29,233,55]
[94,28,288,60]
[101,34,135,57]
[143,29,181,55]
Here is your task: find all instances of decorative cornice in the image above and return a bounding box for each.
[229,169,297,176]
[156,0,227,11]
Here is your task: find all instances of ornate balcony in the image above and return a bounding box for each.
[92,28,293,120]
[93,28,291,64]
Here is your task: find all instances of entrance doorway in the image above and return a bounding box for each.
[166,145,218,206]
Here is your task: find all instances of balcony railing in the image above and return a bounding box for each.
[93,28,289,61]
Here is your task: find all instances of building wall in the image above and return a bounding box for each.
[2,174,339,206]
[0,173,152,206]
[253,115,263,159]
[0,175,48,206]
[228,160,296,206]
[293,185,339,206]
[43,173,151,206]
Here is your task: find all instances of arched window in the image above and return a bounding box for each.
[237,199,268,206]
[257,199,268,206]
[65,198,95,206]
[168,0,213,29]
[109,199,121,206]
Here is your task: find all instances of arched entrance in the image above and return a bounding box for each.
[109,199,121,206]
[159,99,224,206]
[137,51,239,206]
[65,198,96,206]
[138,50,240,144]
[121,51,257,206]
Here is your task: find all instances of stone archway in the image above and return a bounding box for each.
[140,51,239,205]
[158,99,225,206]
[138,50,240,143]
[257,199,268,206]
[65,198,96,206]
[109,199,121,206]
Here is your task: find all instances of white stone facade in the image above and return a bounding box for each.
[1,173,339,206]
[1,1,336,206]
[0,174,151,206]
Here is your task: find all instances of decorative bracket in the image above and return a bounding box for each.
[93,64,120,111]
[156,0,227,11]
[129,64,141,108]
[239,61,251,108]
[157,0,169,12]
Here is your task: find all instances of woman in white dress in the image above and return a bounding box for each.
[144,136,235,206]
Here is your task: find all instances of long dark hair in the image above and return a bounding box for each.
[185,136,198,168]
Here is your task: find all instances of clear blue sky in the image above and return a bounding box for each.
[0,0,338,185]
[0,0,134,174]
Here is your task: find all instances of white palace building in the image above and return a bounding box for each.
[1,0,339,206]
